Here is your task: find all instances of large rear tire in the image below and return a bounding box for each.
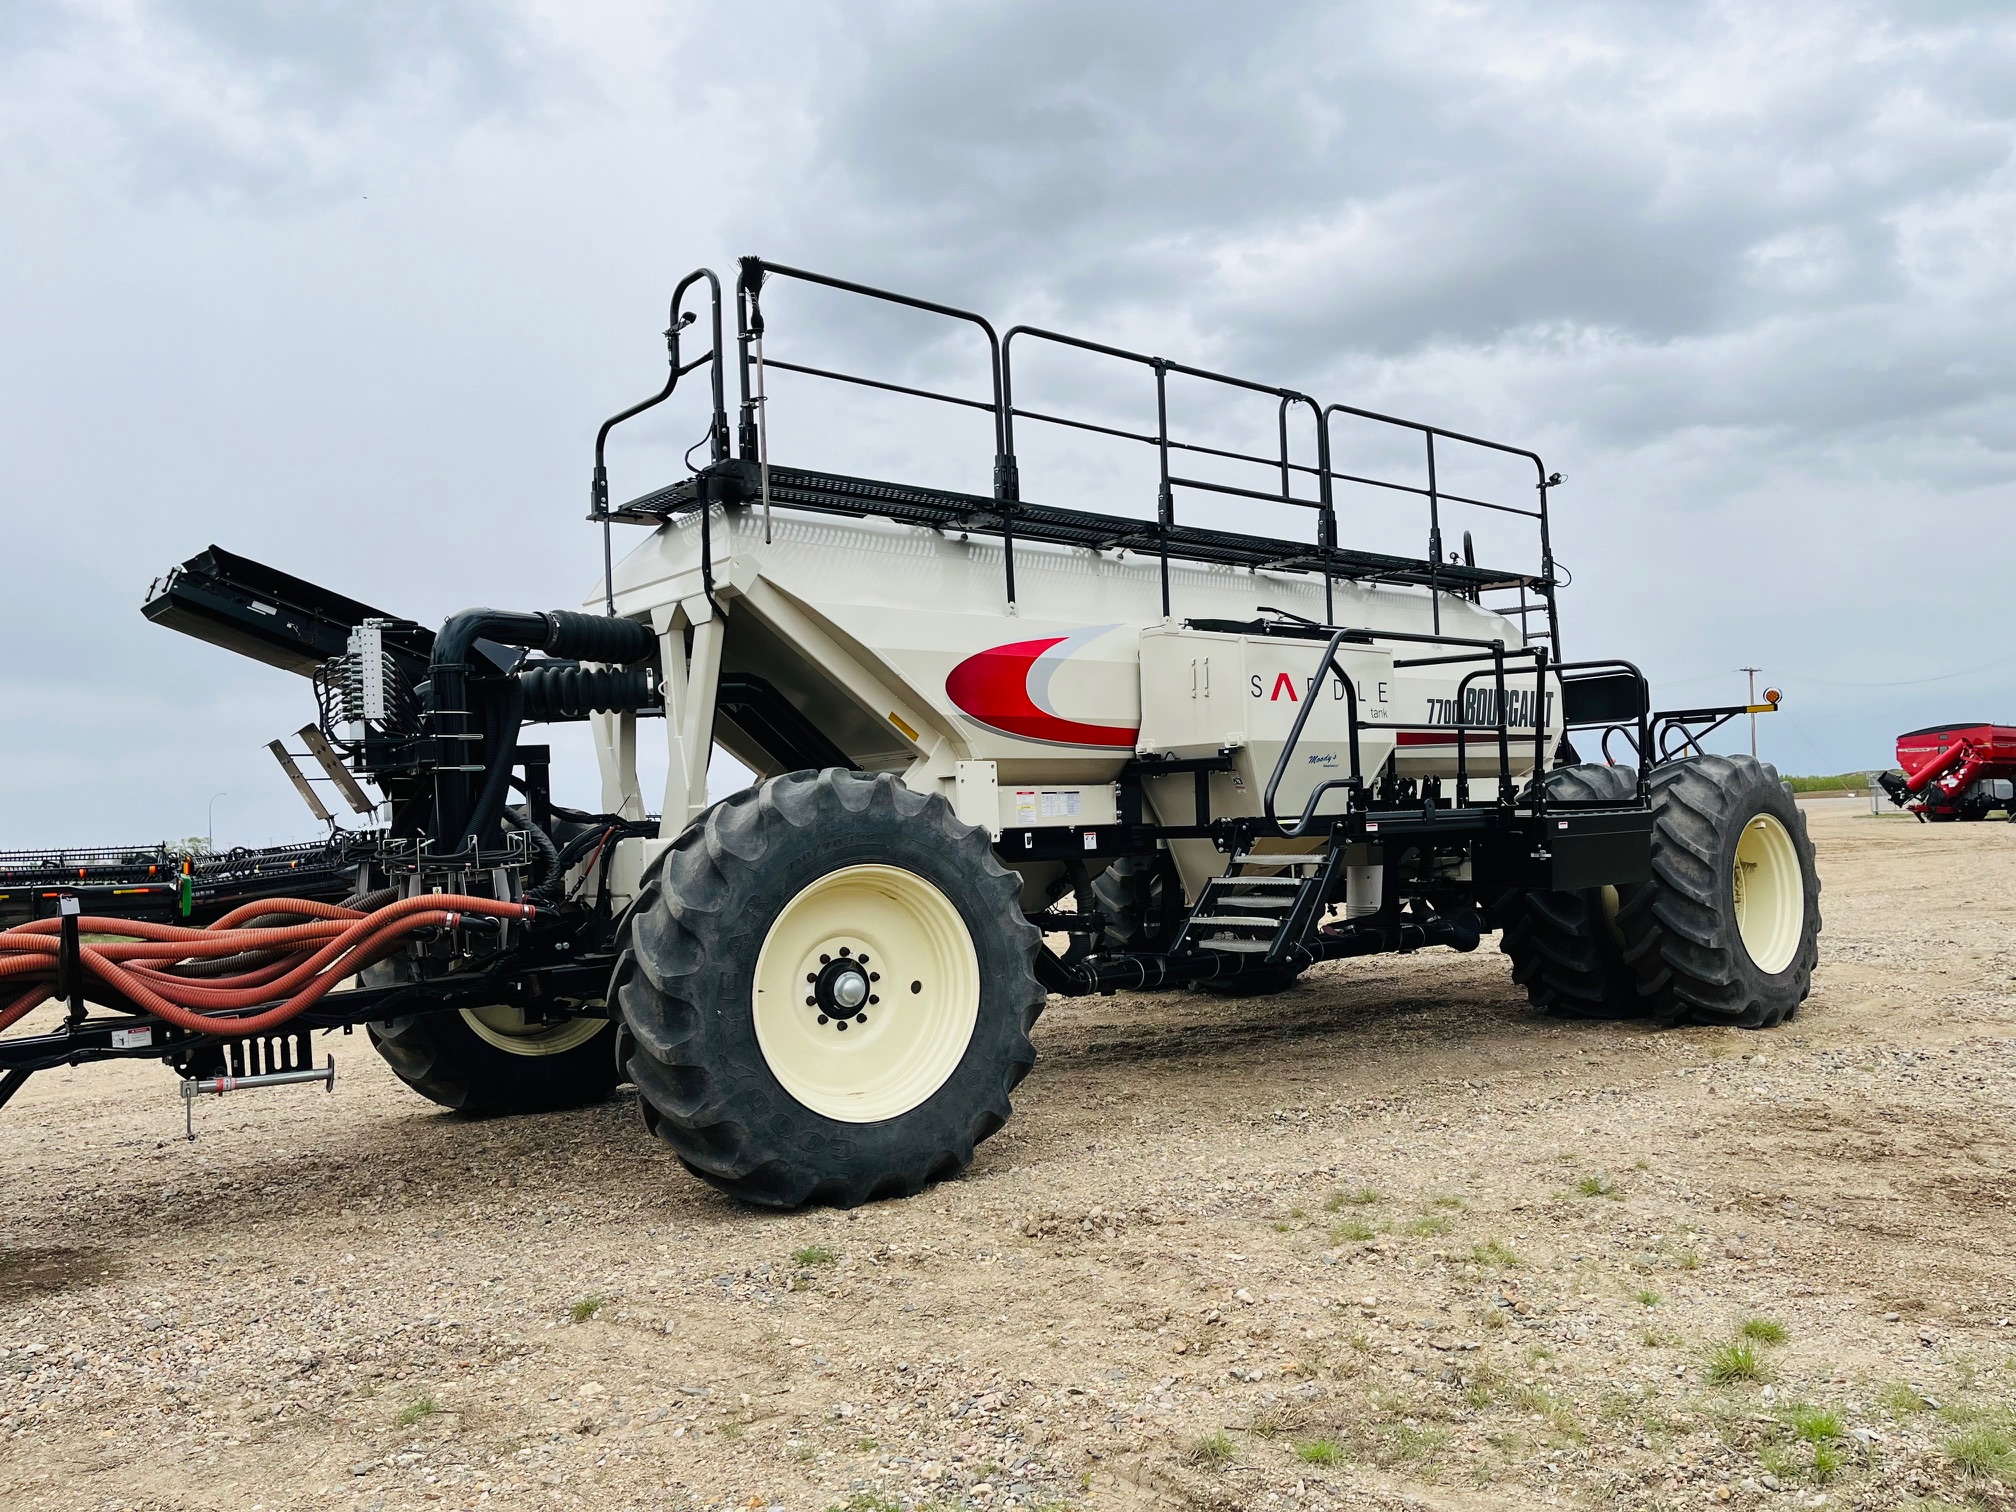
[1616,754,1821,1028]
[367,985,620,1116]
[1496,763,1645,1018]
[615,769,1044,1209]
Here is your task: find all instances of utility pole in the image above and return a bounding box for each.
[1740,668,1761,757]
[207,792,228,852]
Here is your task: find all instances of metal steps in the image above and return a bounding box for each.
[1173,850,1343,963]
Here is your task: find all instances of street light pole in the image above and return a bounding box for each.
[1739,668,1761,758]
[207,792,228,851]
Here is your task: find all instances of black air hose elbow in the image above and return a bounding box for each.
[427,608,654,851]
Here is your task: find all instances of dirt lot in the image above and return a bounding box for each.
[4,799,2015,1512]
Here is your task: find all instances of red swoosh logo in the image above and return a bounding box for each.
[945,635,1139,748]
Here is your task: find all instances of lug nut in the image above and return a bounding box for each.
[855,1013,867,1024]
[836,1021,849,1032]
[910,980,922,994]
[817,1014,829,1025]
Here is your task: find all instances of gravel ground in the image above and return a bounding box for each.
[4,800,2014,1512]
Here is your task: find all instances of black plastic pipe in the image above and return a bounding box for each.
[1035,909,1483,997]
[429,609,656,853]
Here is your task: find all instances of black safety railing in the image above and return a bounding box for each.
[588,267,728,612]
[1262,628,1556,838]
[1000,324,1335,620]
[586,258,1563,656]
[1321,402,1561,649]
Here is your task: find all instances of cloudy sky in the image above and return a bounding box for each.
[2,1,2011,848]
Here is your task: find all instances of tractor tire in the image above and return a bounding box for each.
[366,969,620,1115]
[1090,854,1165,952]
[1615,754,1821,1029]
[1496,762,1645,1018]
[615,769,1044,1209]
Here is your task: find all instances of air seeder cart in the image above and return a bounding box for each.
[0,259,1821,1207]
[1877,723,2016,821]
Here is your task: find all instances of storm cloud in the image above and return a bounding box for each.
[2,1,2011,845]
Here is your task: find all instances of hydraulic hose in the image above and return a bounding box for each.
[0,894,537,1038]
[503,807,563,890]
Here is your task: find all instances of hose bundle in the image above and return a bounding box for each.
[0,893,535,1039]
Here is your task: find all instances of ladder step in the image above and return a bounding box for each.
[1197,937,1276,953]
[1213,896,1294,911]
[1230,854,1324,869]
[1189,915,1280,929]
[1213,876,1302,888]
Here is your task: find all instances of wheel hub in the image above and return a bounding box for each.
[806,948,881,1030]
[751,864,981,1123]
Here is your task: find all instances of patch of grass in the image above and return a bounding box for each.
[1706,1339,1770,1384]
[1937,1400,2016,1430]
[1294,1436,1344,1465]
[1403,1214,1454,1238]
[1187,1429,1235,1468]
[1879,1380,1928,1418]
[1739,1316,1788,1345]
[1676,1247,1701,1271]
[397,1395,438,1427]
[1326,1187,1383,1210]
[1812,1441,1847,1483]
[1470,1239,1520,1268]
[1330,1218,1378,1242]
[792,1245,837,1267]
[795,1442,817,1461]
[1249,1403,1305,1440]
[721,1420,744,1441]
[1946,1425,2016,1482]
[1633,1287,1662,1307]
[1786,1403,1843,1443]
[854,1437,879,1452]
[1786,772,1866,793]
[1432,1196,1466,1210]
[1479,1306,1508,1331]
[1758,1443,1798,1480]
[828,1497,902,1512]
[1641,1324,1684,1348]
[569,1294,607,1323]
[1370,1421,1451,1466]
[1576,1174,1620,1199]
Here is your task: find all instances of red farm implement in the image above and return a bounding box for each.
[1879,723,2016,822]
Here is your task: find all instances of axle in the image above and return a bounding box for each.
[1036,908,1484,996]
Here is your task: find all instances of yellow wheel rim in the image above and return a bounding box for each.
[459,1006,607,1057]
[1732,813,1802,974]
[752,864,980,1123]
